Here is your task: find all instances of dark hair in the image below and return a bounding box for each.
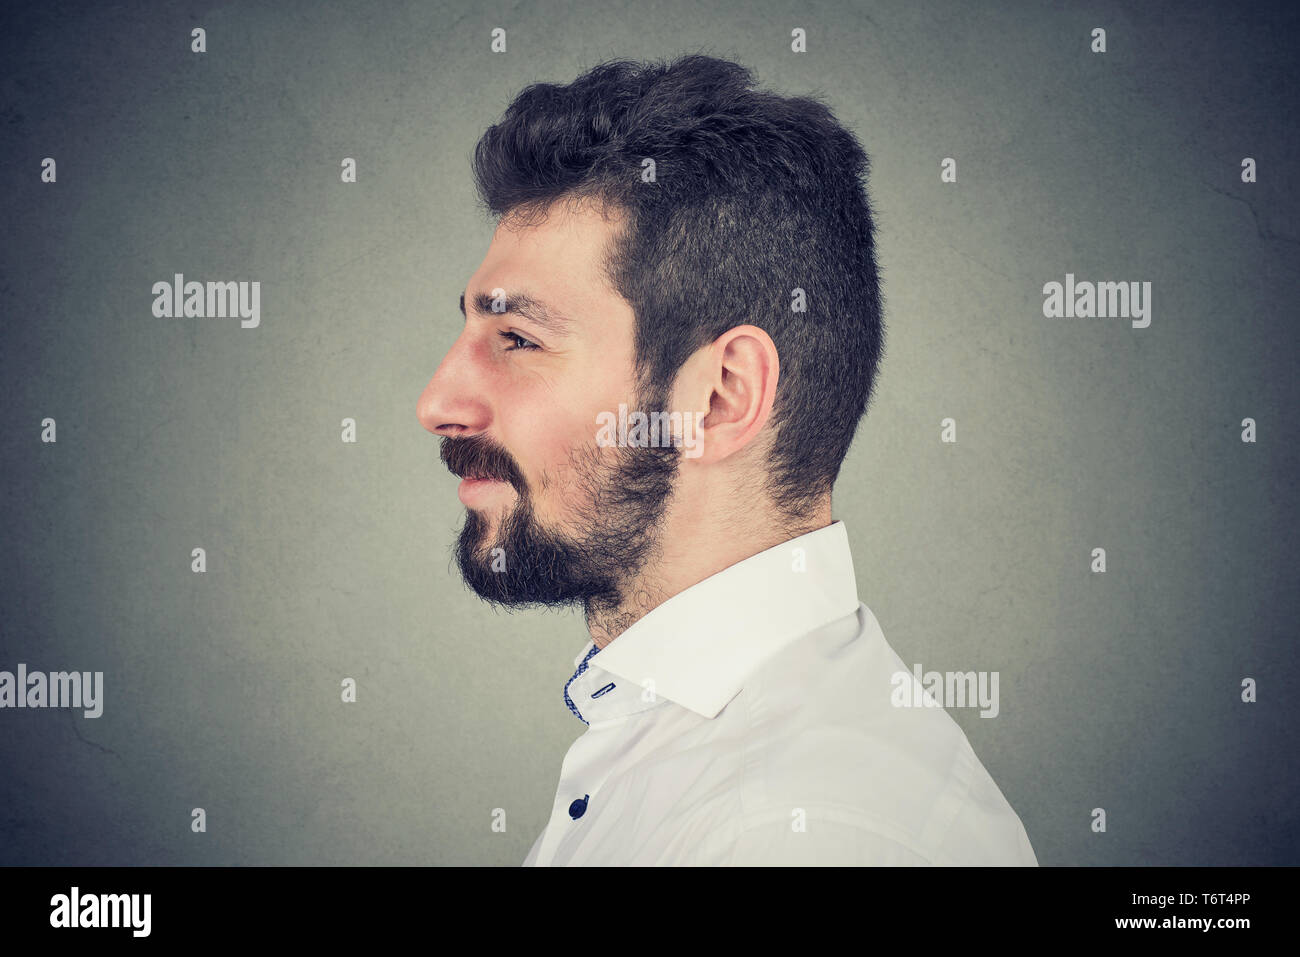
[471,54,885,516]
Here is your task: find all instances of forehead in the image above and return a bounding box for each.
[468,200,628,322]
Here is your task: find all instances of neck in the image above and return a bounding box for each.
[585,494,832,649]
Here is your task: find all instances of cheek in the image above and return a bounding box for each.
[503,407,595,488]
[521,412,615,524]
[515,377,625,475]
[497,343,634,503]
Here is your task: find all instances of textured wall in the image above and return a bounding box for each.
[1,0,1296,865]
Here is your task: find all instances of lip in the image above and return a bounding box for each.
[457,476,511,508]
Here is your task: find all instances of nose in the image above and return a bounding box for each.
[417,331,491,439]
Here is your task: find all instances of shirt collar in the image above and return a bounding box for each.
[571,520,860,720]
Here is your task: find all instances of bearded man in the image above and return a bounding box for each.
[417,54,1037,867]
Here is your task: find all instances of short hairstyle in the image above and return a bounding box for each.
[471,54,885,515]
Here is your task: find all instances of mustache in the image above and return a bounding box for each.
[440,434,527,493]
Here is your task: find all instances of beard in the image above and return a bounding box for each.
[442,388,681,615]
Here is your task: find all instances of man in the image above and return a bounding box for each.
[417,55,1037,866]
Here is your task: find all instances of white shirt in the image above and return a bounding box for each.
[521,520,1038,866]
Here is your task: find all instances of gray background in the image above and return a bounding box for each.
[1,0,1296,865]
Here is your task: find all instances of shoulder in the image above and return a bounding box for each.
[723,606,1038,866]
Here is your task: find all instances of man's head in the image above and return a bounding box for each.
[418,54,884,618]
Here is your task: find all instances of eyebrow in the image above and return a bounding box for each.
[460,289,572,337]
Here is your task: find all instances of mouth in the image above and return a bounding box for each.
[456,475,512,508]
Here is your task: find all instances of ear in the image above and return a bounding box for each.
[678,324,779,466]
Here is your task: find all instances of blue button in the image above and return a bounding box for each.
[569,794,589,820]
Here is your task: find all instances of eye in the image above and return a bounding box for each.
[498,329,540,351]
